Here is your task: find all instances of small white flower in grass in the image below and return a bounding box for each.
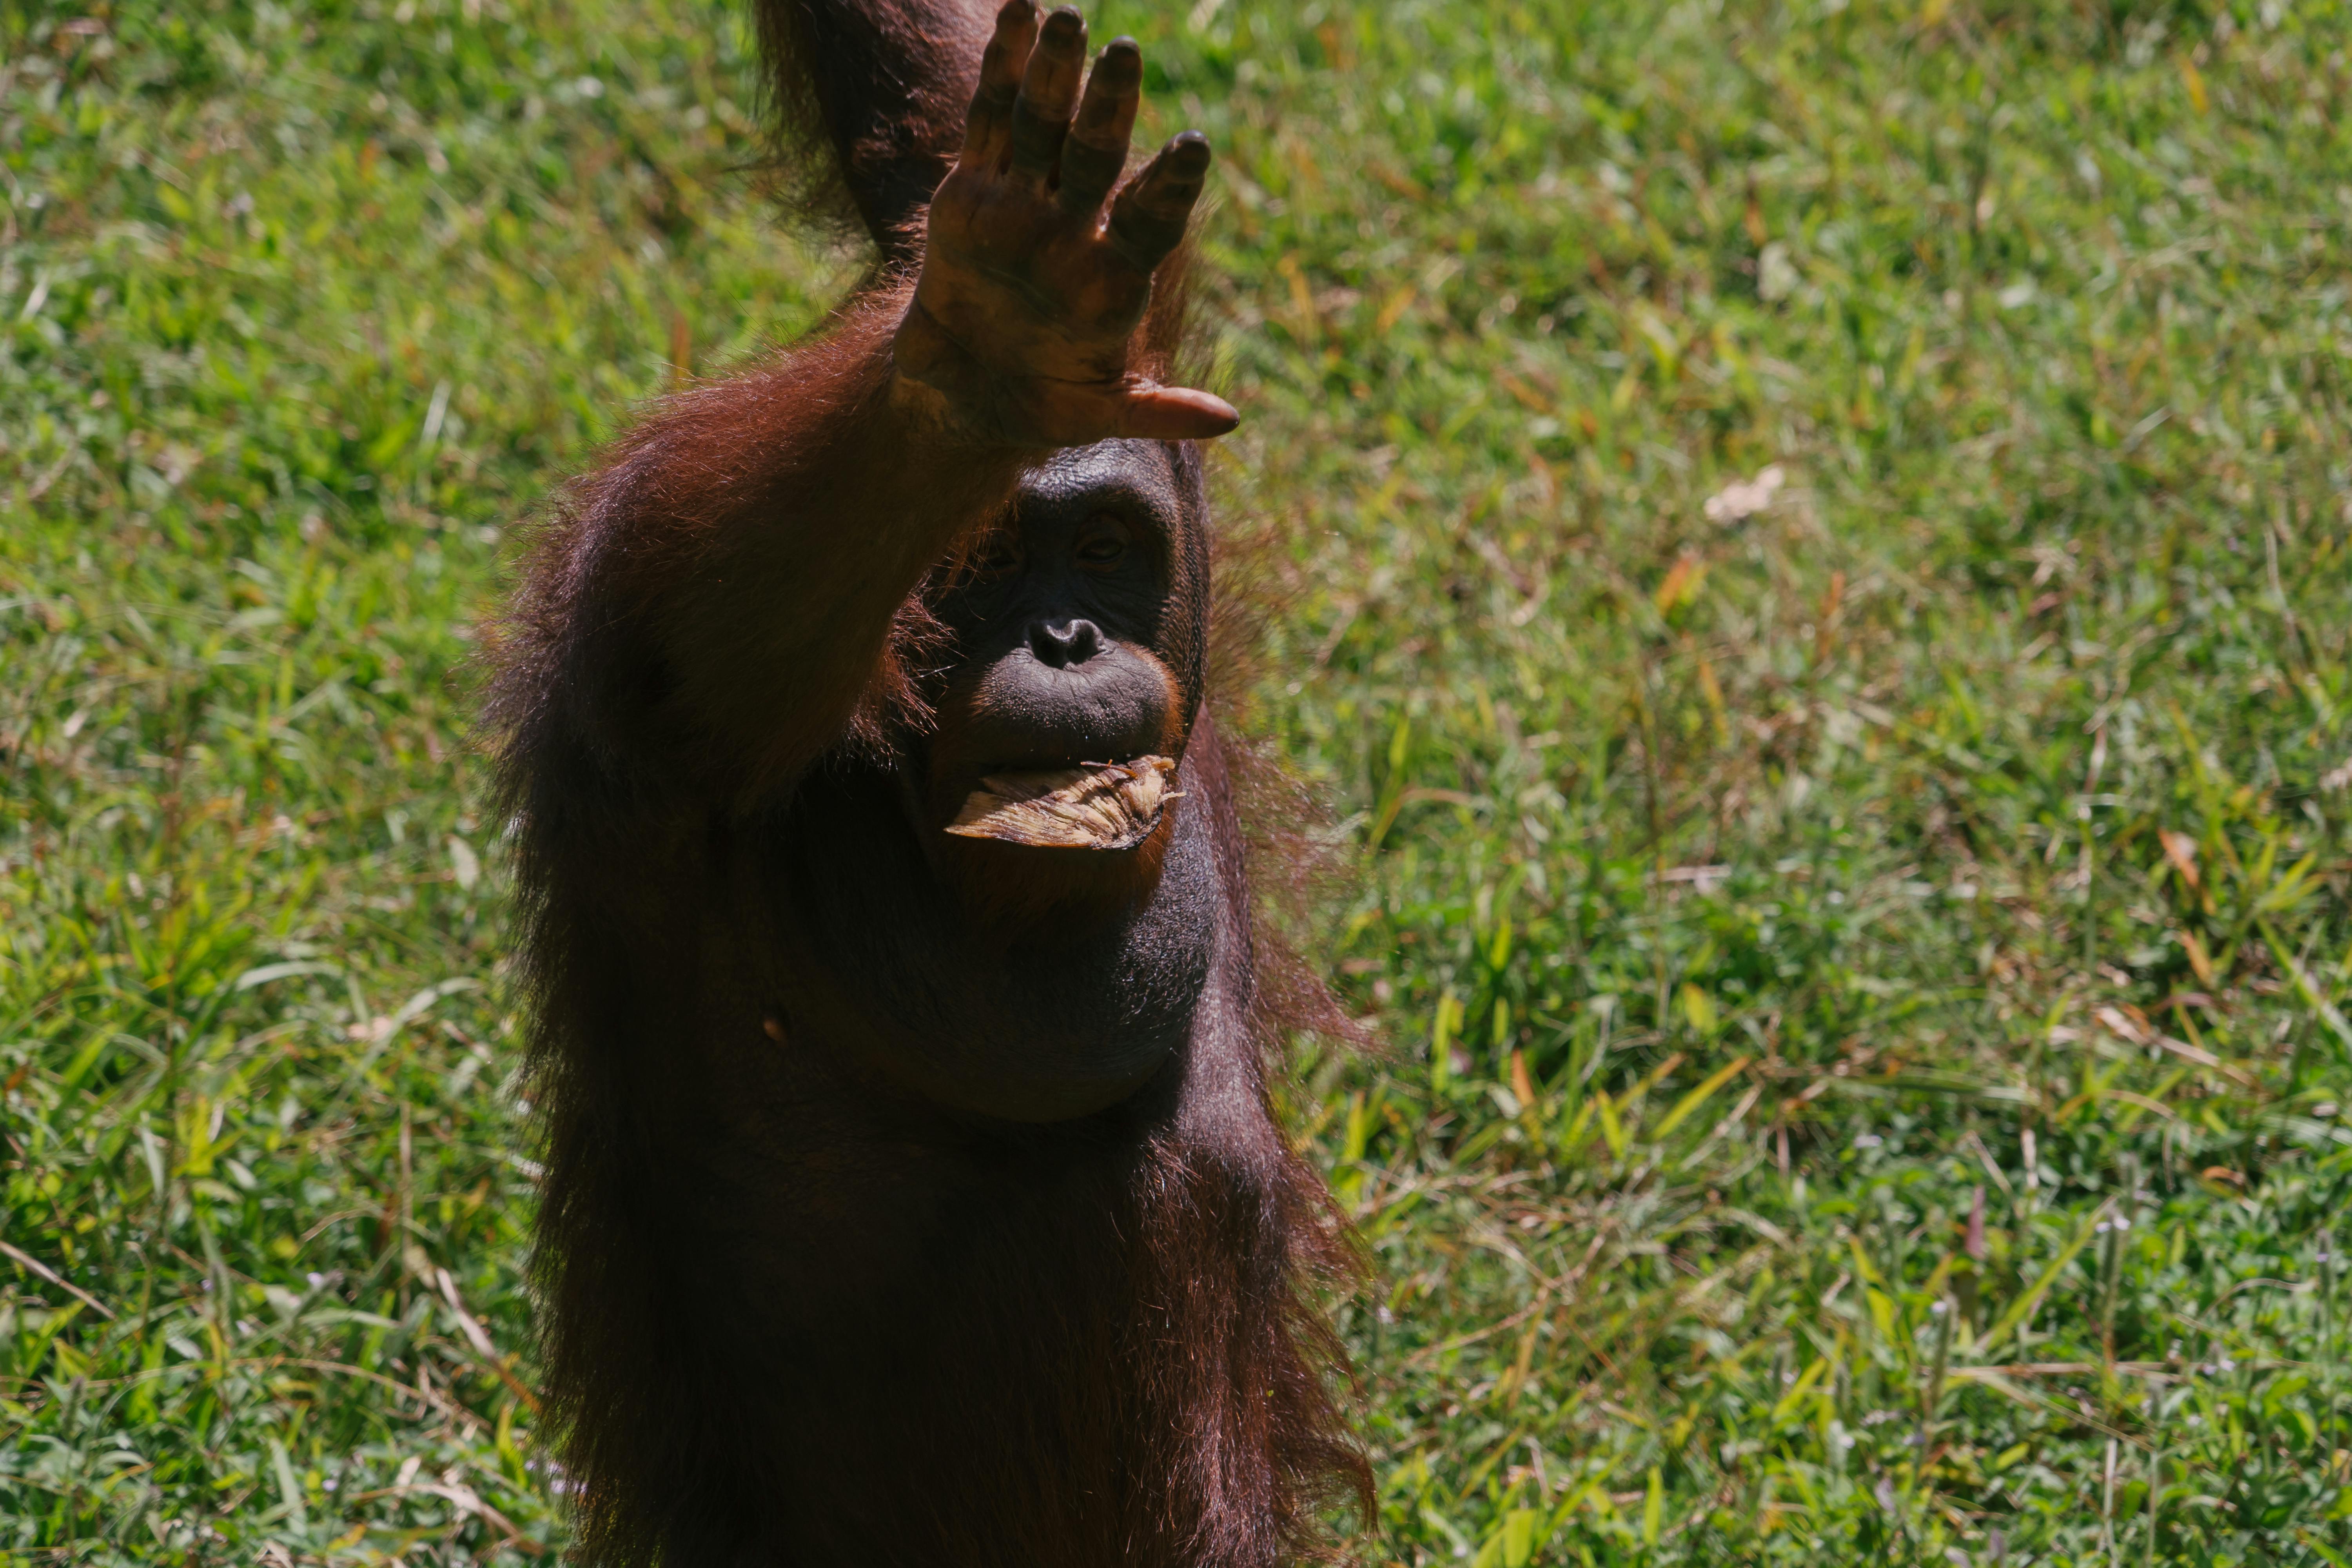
[448,835,481,892]
[1703,464,1786,524]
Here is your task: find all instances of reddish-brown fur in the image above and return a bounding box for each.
[486,3,1369,1563]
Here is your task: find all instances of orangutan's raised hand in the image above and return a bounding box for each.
[892,0,1238,447]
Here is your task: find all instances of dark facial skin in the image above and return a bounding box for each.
[922,439,1204,841]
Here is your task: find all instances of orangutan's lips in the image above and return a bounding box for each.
[945,755,1181,851]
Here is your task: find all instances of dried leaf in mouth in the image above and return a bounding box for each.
[945,755,1181,851]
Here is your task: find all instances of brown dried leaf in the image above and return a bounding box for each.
[946,755,1181,851]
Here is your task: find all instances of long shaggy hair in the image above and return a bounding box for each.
[478,4,1373,1562]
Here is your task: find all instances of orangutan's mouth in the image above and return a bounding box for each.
[944,755,1180,851]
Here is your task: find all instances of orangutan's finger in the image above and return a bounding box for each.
[1057,38,1141,216]
[962,0,1040,162]
[1113,383,1240,441]
[1106,132,1211,274]
[1007,6,1087,182]
[993,373,1238,448]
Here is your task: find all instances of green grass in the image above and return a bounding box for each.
[5,0,2352,1562]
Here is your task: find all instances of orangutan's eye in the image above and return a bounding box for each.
[1074,518,1132,570]
[973,540,1024,580]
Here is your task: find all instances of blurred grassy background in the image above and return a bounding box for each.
[5,0,2351,1562]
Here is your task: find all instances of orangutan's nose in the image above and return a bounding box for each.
[1029,617,1105,668]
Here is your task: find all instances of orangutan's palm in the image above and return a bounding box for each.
[893,0,1236,446]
